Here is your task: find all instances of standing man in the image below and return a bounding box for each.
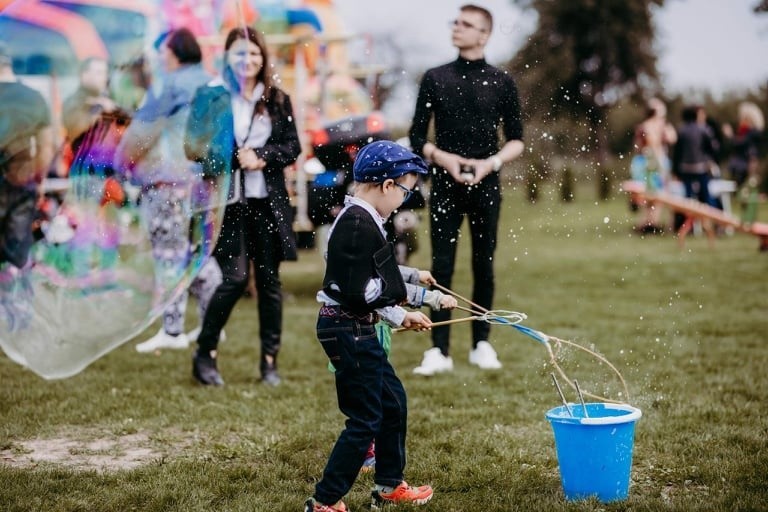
[62,57,119,156]
[672,105,718,208]
[1,41,53,270]
[409,4,524,375]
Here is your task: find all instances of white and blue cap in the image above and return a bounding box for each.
[352,140,428,183]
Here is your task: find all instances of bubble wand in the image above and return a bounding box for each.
[399,283,630,403]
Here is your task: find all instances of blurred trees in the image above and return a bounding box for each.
[506,0,768,201]
[509,0,665,198]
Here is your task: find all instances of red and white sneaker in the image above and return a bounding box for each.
[360,442,376,473]
[371,481,433,509]
[304,497,348,512]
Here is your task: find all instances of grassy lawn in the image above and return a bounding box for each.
[1,181,767,511]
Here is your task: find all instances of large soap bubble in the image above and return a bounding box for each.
[0,0,230,378]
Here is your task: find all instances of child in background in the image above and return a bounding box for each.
[307,141,436,511]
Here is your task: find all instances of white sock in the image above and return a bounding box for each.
[375,484,395,494]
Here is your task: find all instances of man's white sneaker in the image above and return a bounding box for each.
[186,325,226,343]
[469,341,502,369]
[136,329,190,353]
[413,347,454,376]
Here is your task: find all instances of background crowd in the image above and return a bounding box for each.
[2,2,766,381]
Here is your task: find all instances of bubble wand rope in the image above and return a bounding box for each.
[430,284,630,403]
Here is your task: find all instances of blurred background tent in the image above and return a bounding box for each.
[0,0,392,242]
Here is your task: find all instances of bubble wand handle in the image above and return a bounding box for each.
[434,283,485,313]
[551,373,574,417]
[392,315,477,333]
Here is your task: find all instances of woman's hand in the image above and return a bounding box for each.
[237,148,266,170]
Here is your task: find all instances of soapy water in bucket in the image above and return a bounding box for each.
[0,3,231,378]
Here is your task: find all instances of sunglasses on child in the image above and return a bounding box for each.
[393,182,414,203]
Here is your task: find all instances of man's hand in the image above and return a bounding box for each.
[402,311,432,331]
[464,158,495,185]
[432,148,467,183]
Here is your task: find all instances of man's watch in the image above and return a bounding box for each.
[490,155,503,172]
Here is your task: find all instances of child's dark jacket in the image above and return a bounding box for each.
[322,205,406,314]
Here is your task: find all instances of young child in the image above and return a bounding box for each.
[306,141,435,511]
[331,272,458,473]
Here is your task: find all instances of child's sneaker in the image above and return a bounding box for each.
[371,481,433,509]
[304,497,348,512]
[136,328,189,353]
[360,442,376,473]
[360,454,376,473]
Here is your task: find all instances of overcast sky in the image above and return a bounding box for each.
[334,0,768,95]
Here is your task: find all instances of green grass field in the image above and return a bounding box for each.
[2,181,767,511]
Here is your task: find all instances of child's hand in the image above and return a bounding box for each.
[440,295,458,310]
[423,289,457,311]
[418,270,436,286]
[402,311,432,331]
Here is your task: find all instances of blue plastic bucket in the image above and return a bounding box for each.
[546,402,642,502]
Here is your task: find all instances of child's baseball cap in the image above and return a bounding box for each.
[353,140,428,183]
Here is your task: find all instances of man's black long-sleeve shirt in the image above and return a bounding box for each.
[409,56,523,160]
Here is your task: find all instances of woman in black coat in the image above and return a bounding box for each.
[185,27,301,386]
